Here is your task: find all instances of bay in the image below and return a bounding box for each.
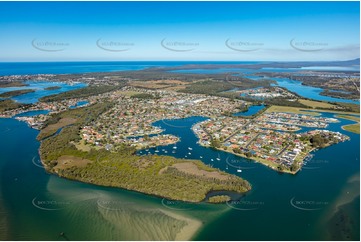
[0,81,87,104]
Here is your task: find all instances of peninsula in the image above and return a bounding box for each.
[0,69,357,202]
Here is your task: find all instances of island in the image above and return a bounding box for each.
[0,89,35,98]
[0,80,28,87]
[44,86,61,90]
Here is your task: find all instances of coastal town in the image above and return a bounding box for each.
[192,114,347,173]
[0,85,350,174]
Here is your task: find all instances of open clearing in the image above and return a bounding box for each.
[298,99,336,109]
[54,155,93,170]
[38,117,77,139]
[336,115,360,134]
[265,105,320,115]
[171,162,229,180]
[129,80,189,90]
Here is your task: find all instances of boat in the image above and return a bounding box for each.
[226,165,228,170]
[155,150,159,153]
[237,169,242,173]
[216,158,221,161]
[164,151,168,153]
[188,152,191,155]
[211,159,214,161]
[188,147,193,150]
[173,146,177,149]
[200,156,203,158]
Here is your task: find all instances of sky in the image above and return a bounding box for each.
[0,1,359,62]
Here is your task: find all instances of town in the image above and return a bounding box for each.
[0,85,350,174]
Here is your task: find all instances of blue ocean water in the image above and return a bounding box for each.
[0,81,87,104]
[0,61,263,76]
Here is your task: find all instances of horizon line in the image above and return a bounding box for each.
[0,58,359,64]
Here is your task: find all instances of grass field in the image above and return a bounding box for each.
[266,105,360,116]
[336,115,360,134]
[298,99,336,109]
[129,80,189,90]
[336,115,360,122]
[342,124,360,134]
[264,105,320,115]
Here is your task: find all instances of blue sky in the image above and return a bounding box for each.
[0,1,359,62]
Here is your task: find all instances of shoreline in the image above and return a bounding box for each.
[206,144,298,174]
[336,114,360,134]
[39,154,250,204]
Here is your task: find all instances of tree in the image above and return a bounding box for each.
[210,139,221,148]
[290,162,299,172]
[144,134,150,141]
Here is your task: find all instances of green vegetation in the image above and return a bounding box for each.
[44,86,61,91]
[0,99,27,112]
[265,105,319,115]
[343,124,360,134]
[298,99,336,109]
[321,89,359,100]
[39,85,122,102]
[38,102,251,203]
[180,79,273,96]
[208,195,231,203]
[0,81,27,88]
[181,80,236,95]
[37,102,113,140]
[290,162,300,172]
[0,89,35,98]
[210,138,221,148]
[337,103,360,113]
[309,134,336,148]
[336,115,360,134]
[53,154,250,202]
[336,115,360,122]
